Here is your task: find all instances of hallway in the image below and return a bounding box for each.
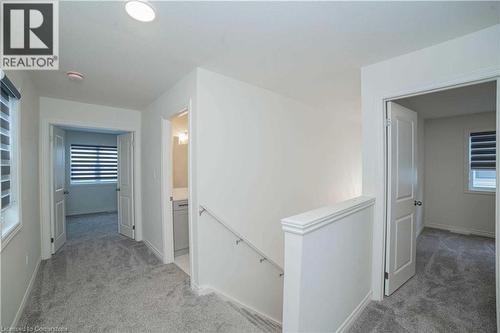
[349,228,496,332]
[18,213,279,332]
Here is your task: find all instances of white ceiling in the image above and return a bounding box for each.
[395,81,497,119]
[29,1,500,110]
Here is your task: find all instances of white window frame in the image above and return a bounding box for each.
[1,89,22,247]
[465,128,496,195]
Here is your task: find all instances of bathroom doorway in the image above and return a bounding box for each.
[170,110,190,275]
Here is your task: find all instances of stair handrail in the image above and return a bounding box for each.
[199,205,284,277]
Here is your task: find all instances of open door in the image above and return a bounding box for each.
[51,126,66,253]
[117,132,135,239]
[385,102,418,296]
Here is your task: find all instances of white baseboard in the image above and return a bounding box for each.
[143,239,163,261]
[10,257,41,329]
[425,222,495,238]
[417,223,425,237]
[66,210,118,217]
[196,285,282,326]
[336,291,372,333]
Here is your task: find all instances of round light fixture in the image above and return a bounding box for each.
[125,1,155,22]
[66,71,84,81]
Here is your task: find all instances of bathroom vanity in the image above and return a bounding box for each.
[172,188,189,256]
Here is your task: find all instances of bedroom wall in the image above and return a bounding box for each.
[424,111,496,236]
[64,130,118,216]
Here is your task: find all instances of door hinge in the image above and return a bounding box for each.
[51,237,54,243]
[132,225,135,230]
[170,196,173,202]
[385,118,392,127]
[384,272,389,279]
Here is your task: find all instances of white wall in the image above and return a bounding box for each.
[361,24,500,300]
[141,70,197,268]
[64,130,118,216]
[196,69,361,321]
[424,112,496,236]
[39,97,142,259]
[197,68,361,267]
[0,71,41,328]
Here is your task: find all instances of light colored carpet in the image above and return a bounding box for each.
[18,213,280,333]
[349,228,496,333]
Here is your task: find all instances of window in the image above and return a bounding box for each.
[468,130,496,192]
[1,72,21,240]
[1,90,12,210]
[70,144,118,183]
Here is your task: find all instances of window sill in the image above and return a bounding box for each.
[464,189,496,196]
[1,206,22,252]
[70,182,117,186]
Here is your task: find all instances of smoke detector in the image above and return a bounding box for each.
[66,71,84,81]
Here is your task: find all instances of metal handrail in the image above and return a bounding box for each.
[199,205,284,277]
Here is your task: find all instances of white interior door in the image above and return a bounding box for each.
[52,126,66,253]
[385,102,418,296]
[117,132,135,239]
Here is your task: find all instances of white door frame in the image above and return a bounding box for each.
[379,74,500,321]
[160,107,195,278]
[40,118,140,259]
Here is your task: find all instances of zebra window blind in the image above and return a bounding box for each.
[470,131,496,170]
[1,87,11,210]
[70,144,118,183]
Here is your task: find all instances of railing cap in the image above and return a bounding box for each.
[281,196,375,235]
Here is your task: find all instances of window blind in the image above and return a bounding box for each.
[470,131,496,169]
[1,87,11,209]
[70,144,118,182]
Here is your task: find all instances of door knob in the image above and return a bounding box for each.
[414,200,422,206]
[116,188,121,192]
[63,190,69,195]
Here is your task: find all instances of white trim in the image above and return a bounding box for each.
[10,257,41,329]
[143,239,163,261]
[417,222,425,237]
[1,96,22,251]
[66,210,118,217]
[160,117,174,264]
[335,291,372,333]
[281,196,375,235]
[372,71,500,302]
[40,118,141,260]
[425,222,495,238]
[196,285,283,326]
[0,219,22,251]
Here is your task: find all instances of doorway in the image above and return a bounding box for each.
[49,125,136,253]
[381,80,497,330]
[170,111,190,274]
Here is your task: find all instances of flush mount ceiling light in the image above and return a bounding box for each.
[125,0,156,22]
[66,71,84,81]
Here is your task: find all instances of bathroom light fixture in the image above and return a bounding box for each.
[178,131,188,145]
[125,0,156,22]
[66,71,84,81]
